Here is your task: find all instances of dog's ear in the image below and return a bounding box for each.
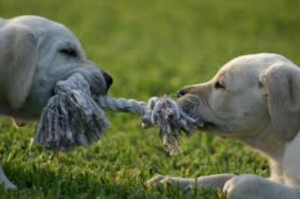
[259,63,300,141]
[0,24,38,109]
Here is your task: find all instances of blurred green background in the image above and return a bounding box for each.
[0,0,299,198]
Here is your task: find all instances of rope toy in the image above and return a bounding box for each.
[35,69,203,155]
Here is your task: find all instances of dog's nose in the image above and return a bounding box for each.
[177,89,188,98]
[103,71,113,90]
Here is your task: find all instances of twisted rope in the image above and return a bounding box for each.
[97,96,201,155]
[35,70,202,155]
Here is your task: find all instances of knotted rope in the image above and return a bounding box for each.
[35,70,202,155]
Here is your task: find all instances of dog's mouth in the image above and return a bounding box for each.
[177,96,224,133]
[48,66,112,97]
[201,121,219,131]
[176,94,235,138]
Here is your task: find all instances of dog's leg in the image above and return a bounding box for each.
[224,174,300,199]
[147,174,235,192]
[0,163,17,190]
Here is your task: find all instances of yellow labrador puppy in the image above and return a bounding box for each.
[0,15,113,189]
[148,53,300,199]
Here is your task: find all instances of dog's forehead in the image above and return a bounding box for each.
[11,16,81,45]
[218,53,291,78]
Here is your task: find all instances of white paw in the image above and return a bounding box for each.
[223,175,261,199]
[223,176,241,195]
[4,181,17,190]
[0,179,17,191]
[146,175,194,193]
[146,175,172,188]
[0,164,17,191]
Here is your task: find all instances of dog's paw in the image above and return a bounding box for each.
[1,180,17,191]
[223,175,261,199]
[0,174,17,191]
[223,176,240,196]
[146,175,172,188]
[5,181,17,190]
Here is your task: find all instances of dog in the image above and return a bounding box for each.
[147,53,300,199]
[0,15,113,189]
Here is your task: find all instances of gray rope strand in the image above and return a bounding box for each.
[96,95,199,130]
[97,96,150,116]
[96,95,201,155]
[35,71,201,155]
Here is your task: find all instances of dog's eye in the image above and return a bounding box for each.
[59,48,78,58]
[215,81,226,90]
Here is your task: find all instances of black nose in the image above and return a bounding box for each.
[177,89,188,98]
[103,71,113,90]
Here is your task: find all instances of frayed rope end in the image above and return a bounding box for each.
[35,73,110,151]
[142,97,201,155]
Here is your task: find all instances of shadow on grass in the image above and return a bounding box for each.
[0,160,226,199]
[0,161,144,199]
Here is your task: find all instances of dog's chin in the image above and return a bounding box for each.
[201,120,240,139]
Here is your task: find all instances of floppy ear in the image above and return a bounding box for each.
[0,24,38,109]
[259,63,300,141]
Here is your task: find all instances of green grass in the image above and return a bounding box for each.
[0,0,299,198]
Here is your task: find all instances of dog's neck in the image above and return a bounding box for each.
[239,129,300,186]
[238,128,286,160]
[239,134,285,181]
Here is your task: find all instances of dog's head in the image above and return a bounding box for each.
[0,15,113,119]
[177,53,300,141]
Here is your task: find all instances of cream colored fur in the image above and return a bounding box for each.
[148,53,300,199]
